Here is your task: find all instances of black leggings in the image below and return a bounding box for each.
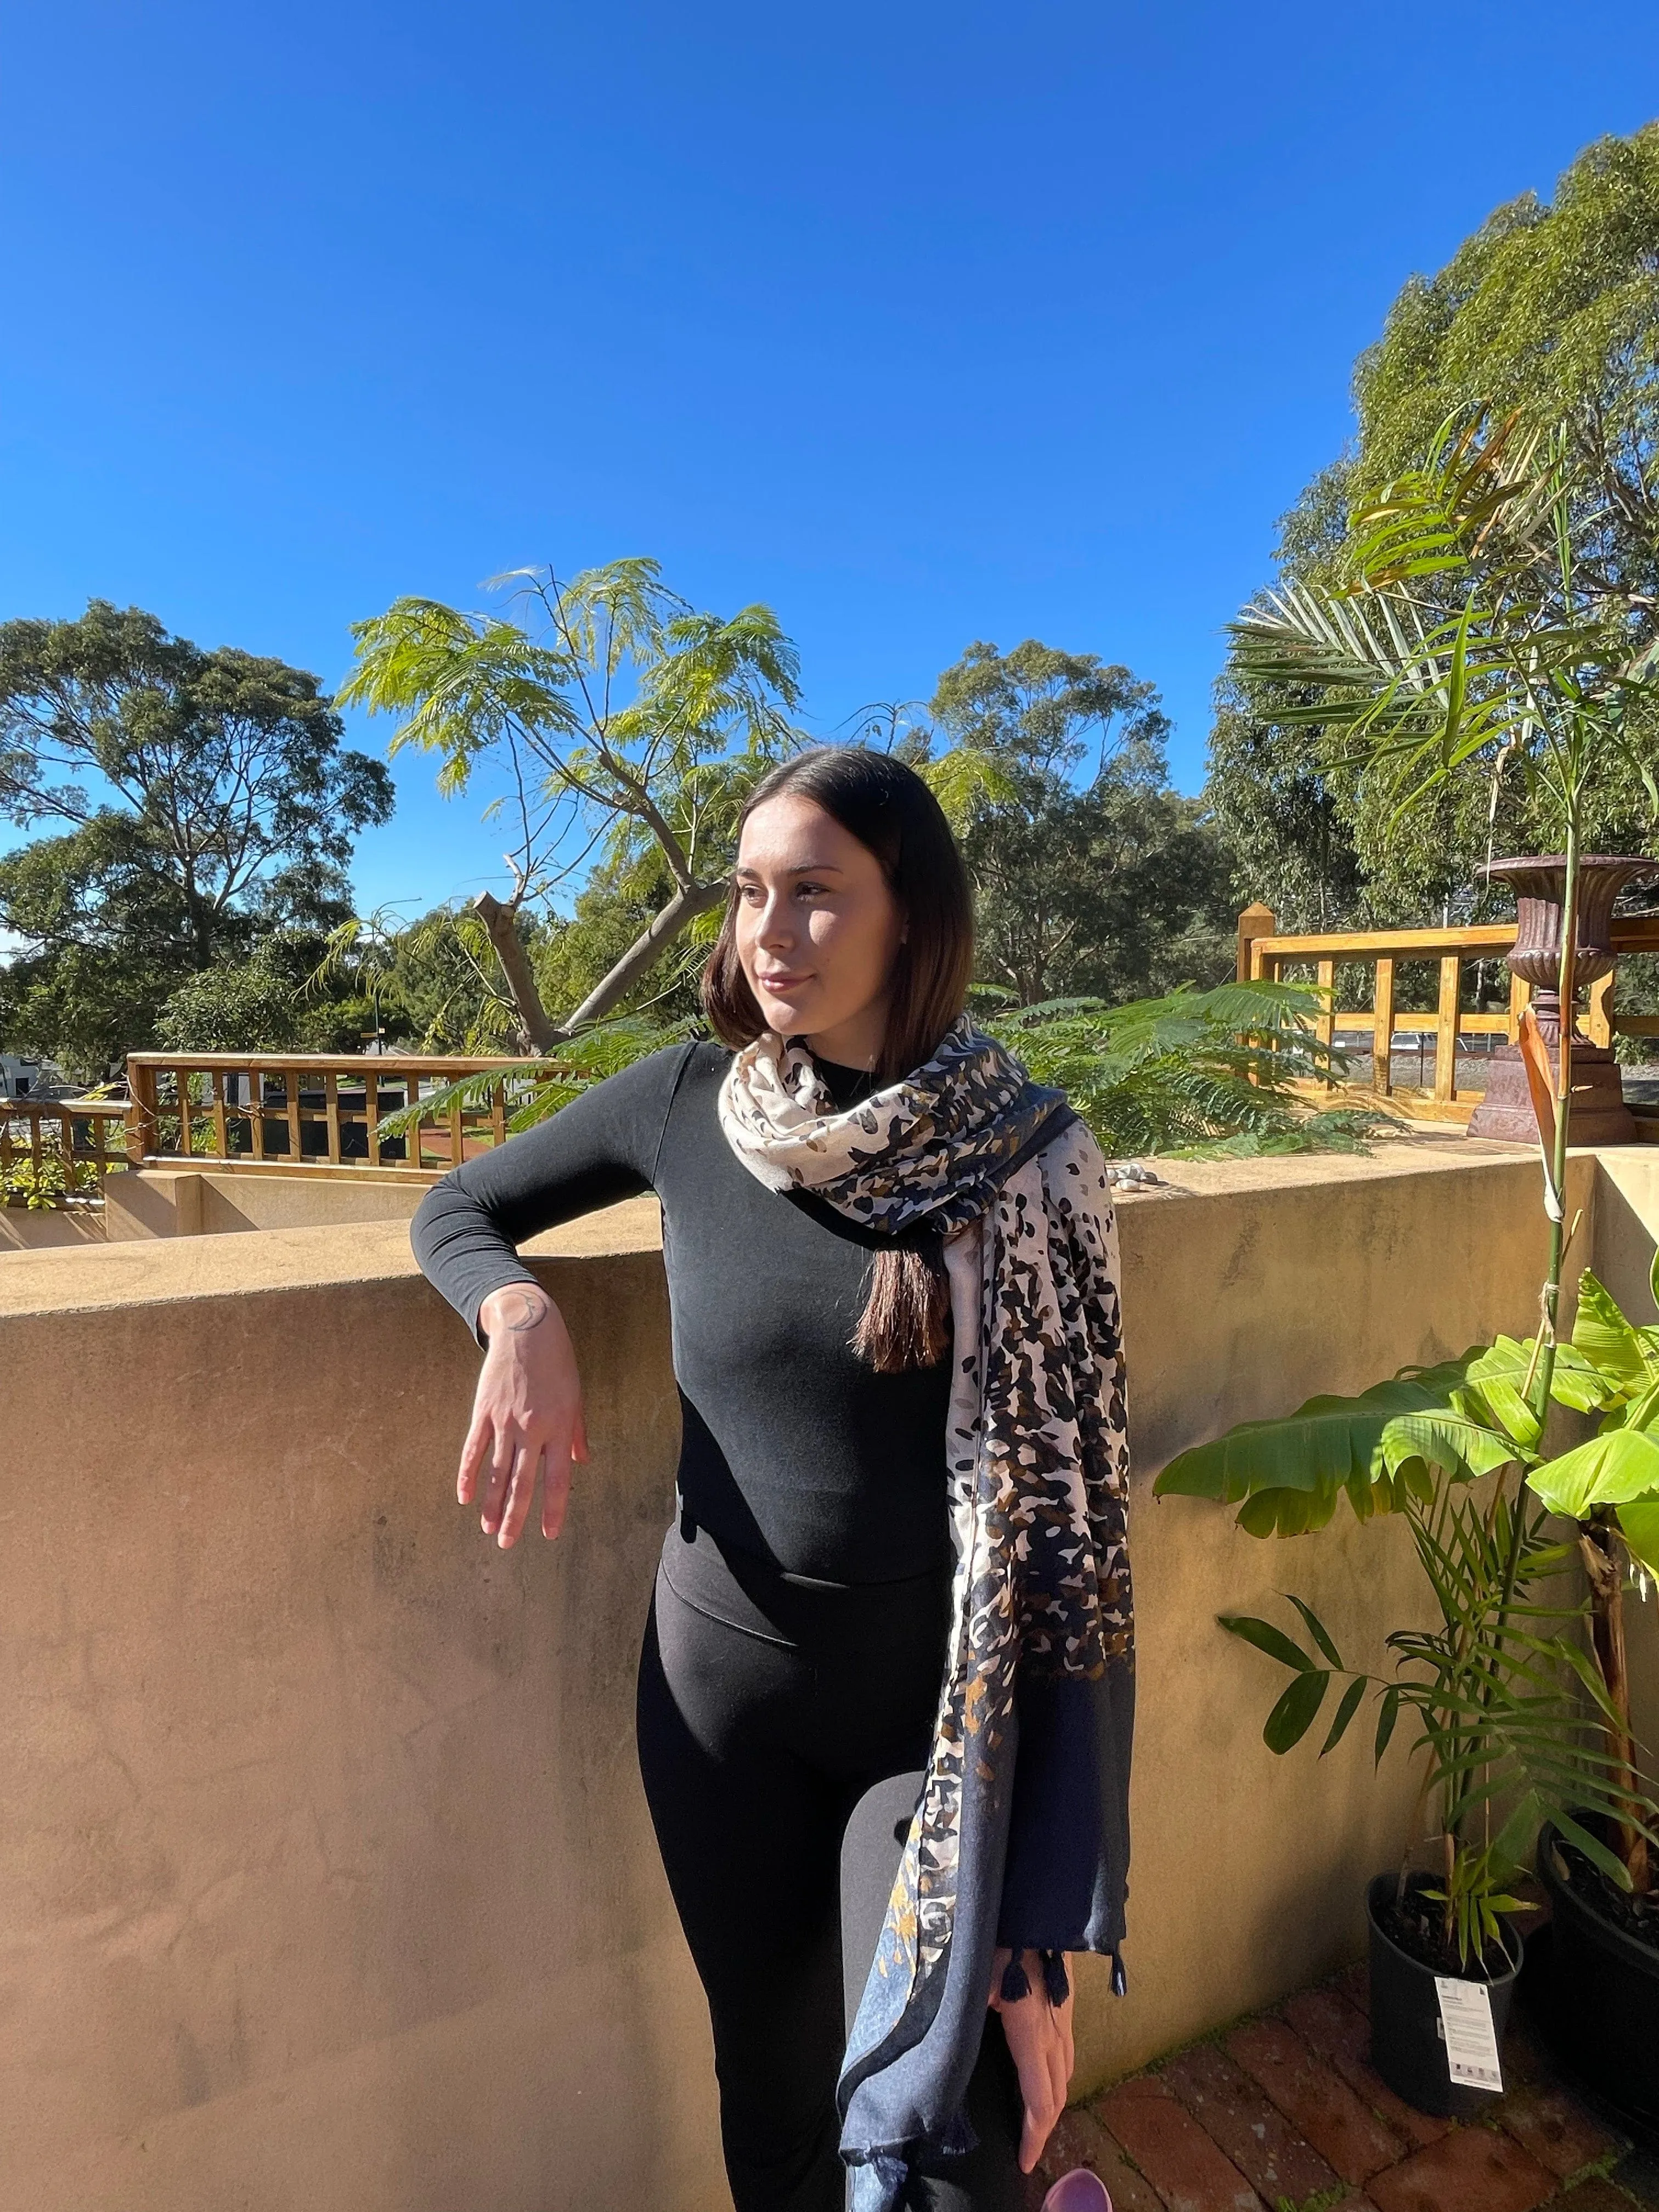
[635,1521,1032,2212]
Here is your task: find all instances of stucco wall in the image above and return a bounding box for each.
[103,1167,429,1241]
[0,1202,106,1250]
[1,1139,1647,2211]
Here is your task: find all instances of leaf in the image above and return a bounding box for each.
[1551,1809,1637,1892]
[1551,1633,1626,1728]
[1375,1684,1402,1762]
[1573,1271,1659,1393]
[1609,1379,1659,1438]
[1380,1409,1519,1481]
[1321,1674,1368,1755]
[1220,1614,1316,1673]
[1455,1371,1543,1450]
[1531,1429,1659,1520]
[1618,1501,1659,1576]
[1154,1357,1485,1533]
[1284,1594,1344,1668]
[1264,1669,1330,1753]
[1551,1346,1627,1415]
[1492,1790,1543,1872]
[1467,1331,1610,1417]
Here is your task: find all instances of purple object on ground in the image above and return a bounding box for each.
[1042,2169,1113,2212]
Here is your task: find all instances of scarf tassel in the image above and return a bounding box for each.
[998,1949,1073,2006]
[997,1949,1125,2002]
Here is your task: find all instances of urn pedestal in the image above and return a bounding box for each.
[1467,855,1657,1146]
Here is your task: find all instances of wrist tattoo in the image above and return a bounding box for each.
[498,1288,551,1334]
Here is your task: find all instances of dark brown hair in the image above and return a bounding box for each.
[701,746,975,1373]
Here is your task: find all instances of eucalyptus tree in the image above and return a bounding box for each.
[340,559,804,1047]
[0,602,391,1074]
[930,640,1234,1003]
[0,600,392,963]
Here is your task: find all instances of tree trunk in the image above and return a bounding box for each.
[472,892,558,1052]
[1581,1517,1650,1892]
[555,877,730,1032]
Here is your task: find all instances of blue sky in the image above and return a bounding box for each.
[3,3,1655,920]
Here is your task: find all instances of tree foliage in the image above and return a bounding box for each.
[929,640,1235,1003]
[153,930,379,1055]
[0,602,393,1076]
[341,558,803,1044]
[1209,124,1659,927]
[0,600,392,957]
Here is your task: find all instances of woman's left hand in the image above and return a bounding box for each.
[988,1946,1075,2174]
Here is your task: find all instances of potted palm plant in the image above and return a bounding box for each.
[1157,405,1659,2115]
[1156,1306,1656,2113]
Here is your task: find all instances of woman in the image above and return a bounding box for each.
[411,748,1133,2212]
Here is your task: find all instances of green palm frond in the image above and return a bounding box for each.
[1227,407,1659,845]
[1211,1466,1658,1960]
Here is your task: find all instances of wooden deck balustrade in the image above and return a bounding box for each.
[1236,902,1659,1122]
[122,1053,572,1177]
[1,1097,130,1201]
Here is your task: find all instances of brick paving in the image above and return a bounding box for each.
[1037,1962,1656,2212]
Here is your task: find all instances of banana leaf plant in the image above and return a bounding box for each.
[1154,1297,1659,1966]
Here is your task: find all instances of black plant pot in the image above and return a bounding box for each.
[1538,1823,1659,2131]
[1366,1873,1521,2118]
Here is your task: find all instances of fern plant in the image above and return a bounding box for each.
[978,980,1390,1159]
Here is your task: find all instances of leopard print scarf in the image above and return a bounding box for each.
[718,1011,1134,2210]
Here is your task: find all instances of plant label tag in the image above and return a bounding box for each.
[1435,1976,1503,2092]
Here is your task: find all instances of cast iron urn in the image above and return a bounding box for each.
[1466,854,1658,1145]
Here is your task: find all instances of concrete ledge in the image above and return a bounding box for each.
[0,1192,664,1317]
[102,1168,456,1242]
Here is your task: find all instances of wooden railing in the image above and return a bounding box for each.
[123,1054,571,1177]
[1,1097,130,1203]
[1236,903,1659,1121]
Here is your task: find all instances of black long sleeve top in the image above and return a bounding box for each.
[410,1039,956,1584]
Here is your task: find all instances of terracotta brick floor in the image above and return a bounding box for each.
[1037,1962,1659,2212]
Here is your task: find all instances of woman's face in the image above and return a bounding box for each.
[732,793,905,1064]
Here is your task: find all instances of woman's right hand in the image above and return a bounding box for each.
[462,1284,590,1548]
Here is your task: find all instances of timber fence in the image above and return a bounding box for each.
[119,1053,572,1177]
[1237,902,1659,1123]
[1,1097,130,1204]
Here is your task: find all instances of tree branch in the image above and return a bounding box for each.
[472,890,558,1051]
[554,876,728,1031]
